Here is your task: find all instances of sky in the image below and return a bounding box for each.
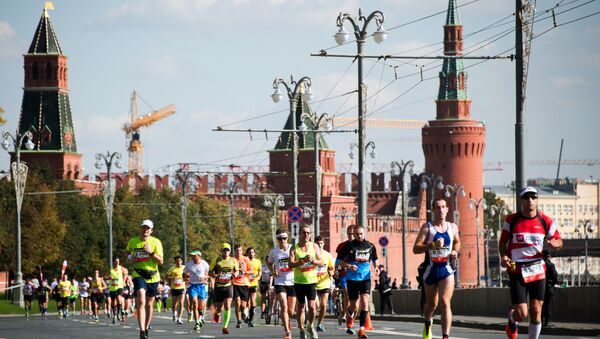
[0,0,599,186]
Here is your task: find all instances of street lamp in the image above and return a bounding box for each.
[2,130,34,307]
[299,112,333,236]
[469,196,485,287]
[272,76,314,209]
[335,8,387,229]
[222,182,243,248]
[577,219,594,286]
[264,194,285,247]
[489,204,509,286]
[390,160,414,289]
[419,173,444,221]
[173,169,197,263]
[95,151,121,270]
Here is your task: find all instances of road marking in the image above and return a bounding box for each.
[369,329,469,339]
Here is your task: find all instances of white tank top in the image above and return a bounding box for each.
[268,245,294,286]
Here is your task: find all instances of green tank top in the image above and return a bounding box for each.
[293,242,317,284]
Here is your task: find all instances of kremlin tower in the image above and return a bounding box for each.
[421,0,486,286]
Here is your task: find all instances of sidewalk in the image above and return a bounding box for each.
[368,313,600,337]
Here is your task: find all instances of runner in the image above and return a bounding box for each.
[315,235,335,332]
[259,255,273,320]
[246,247,262,327]
[166,255,186,324]
[69,278,79,319]
[337,225,379,339]
[413,198,460,339]
[268,228,296,339]
[79,277,91,317]
[184,249,210,331]
[58,274,72,319]
[37,279,52,320]
[90,270,107,321]
[109,257,129,324]
[335,224,355,324]
[126,219,164,339]
[209,243,239,335]
[499,187,563,339]
[289,224,324,339]
[22,278,34,318]
[232,244,254,328]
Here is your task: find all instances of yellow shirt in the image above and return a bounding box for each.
[167,265,185,290]
[58,280,72,298]
[316,250,334,290]
[126,235,163,283]
[248,258,262,287]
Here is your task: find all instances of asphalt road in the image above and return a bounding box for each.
[0,312,594,339]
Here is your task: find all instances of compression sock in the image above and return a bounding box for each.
[529,323,542,339]
[359,310,368,329]
[223,310,231,328]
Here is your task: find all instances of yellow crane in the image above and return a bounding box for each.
[122,91,175,176]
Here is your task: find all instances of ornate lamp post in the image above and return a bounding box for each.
[271,76,314,208]
[264,194,285,247]
[334,8,387,229]
[419,174,444,221]
[173,169,197,263]
[469,196,485,287]
[95,151,121,270]
[390,160,414,289]
[2,130,34,307]
[299,112,333,236]
[489,204,509,286]
[222,182,243,248]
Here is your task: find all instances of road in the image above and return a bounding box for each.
[0,312,593,339]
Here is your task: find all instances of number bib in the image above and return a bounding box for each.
[429,247,451,263]
[521,261,546,283]
[216,272,233,284]
[278,259,291,273]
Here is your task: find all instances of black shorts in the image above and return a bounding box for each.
[259,282,270,295]
[248,286,257,294]
[294,283,317,304]
[274,285,296,297]
[214,286,233,303]
[317,288,330,295]
[171,288,185,297]
[91,293,104,304]
[508,273,546,304]
[233,285,249,301]
[24,295,33,302]
[347,280,371,301]
[110,289,123,299]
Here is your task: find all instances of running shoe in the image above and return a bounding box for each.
[222,327,229,335]
[316,324,325,332]
[505,310,518,339]
[357,328,368,339]
[422,322,432,339]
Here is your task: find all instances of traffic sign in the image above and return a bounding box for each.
[378,236,389,247]
[287,206,303,222]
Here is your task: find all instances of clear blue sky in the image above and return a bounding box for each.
[1,0,599,185]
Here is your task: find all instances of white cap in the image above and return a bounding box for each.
[519,186,538,198]
[140,219,154,229]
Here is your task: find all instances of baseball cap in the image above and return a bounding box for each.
[190,250,202,256]
[519,186,538,198]
[222,243,231,250]
[140,219,154,228]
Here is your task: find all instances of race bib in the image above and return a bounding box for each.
[521,261,546,283]
[429,247,451,263]
[216,272,233,284]
[133,248,150,262]
[355,250,370,262]
[278,259,291,272]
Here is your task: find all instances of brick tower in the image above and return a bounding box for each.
[16,5,82,180]
[421,0,486,286]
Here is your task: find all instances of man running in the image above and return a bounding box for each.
[184,249,210,331]
[126,219,164,339]
[499,187,563,339]
[232,244,254,328]
[268,228,296,339]
[315,235,335,332]
[335,224,355,324]
[90,270,107,321]
[246,247,262,327]
[166,255,186,324]
[289,224,323,339]
[338,225,379,339]
[109,257,129,324]
[209,243,239,335]
[413,198,460,339]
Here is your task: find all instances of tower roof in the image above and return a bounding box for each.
[273,95,329,151]
[27,7,63,55]
[446,0,461,26]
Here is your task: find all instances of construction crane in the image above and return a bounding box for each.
[122,91,176,176]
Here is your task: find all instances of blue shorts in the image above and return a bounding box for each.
[423,263,454,286]
[189,283,207,301]
[133,277,159,298]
